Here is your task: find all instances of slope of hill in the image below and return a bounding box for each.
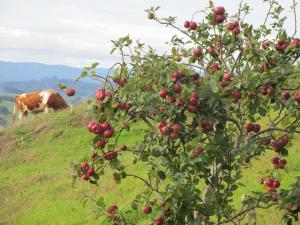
[0,106,299,225]
[0,61,108,82]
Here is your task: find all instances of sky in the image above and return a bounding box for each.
[0,0,299,68]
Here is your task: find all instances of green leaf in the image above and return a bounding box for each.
[81,71,88,78]
[91,62,99,68]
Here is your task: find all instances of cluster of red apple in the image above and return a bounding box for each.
[80,162,95,181]
[117,102,133,111]
[275,39,290,53]
[244,123,261,134]
[262,38,300,52]
[272,135,289,151]
[271,156,287,169]
[213,6,226,24]
[103,150,118,161]
[226,20,240,36]
[183,20,197,30]
[191,147,205,159]
[188,92,199,113]
[219,71,233,89]
[113,77,127,87]
[87,121,114,138]
[260,86,275,96]
[157,121,183,139]
[201,118,214,133]
[259,177,281,193]
[96,88,111,102]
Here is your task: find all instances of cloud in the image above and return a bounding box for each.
[0,0,299,67]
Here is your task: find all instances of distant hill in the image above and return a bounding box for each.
[0,61,108,82]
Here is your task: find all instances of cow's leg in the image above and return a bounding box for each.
[18,111,28,121]
[44,107,50,114]
[18,112,23,121]
[23,111,28,119]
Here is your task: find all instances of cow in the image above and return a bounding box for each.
[12,89,69,122]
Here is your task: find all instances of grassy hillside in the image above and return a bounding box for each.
[0,106,299,225]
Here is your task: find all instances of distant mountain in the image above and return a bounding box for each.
[0,61,108,82]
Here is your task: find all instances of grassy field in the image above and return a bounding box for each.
[0,105,299,225]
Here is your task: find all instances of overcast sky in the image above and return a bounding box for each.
[0,0,299,68]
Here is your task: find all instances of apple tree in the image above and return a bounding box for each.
[68,1,300,224]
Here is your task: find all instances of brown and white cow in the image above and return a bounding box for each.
[13,89,69,122]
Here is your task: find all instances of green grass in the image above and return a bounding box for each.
[0,105,299,225]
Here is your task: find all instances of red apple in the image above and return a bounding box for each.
[101,122,111,130]
[143,206,152,214]
[260,87,268,96]
[160,88,168,98]
[294,90,300,102]
[96,89,106,101]
[87,168,95,176]
[231,90,242,100]
[253,124,261,133]
[244,123,254,133]
[96,138,106,148]
[210,63,220,73]
[214,6,225,15]
[215,15,225,24]
[207,46,216,55]
[226,22,235,31]
[172,123,182,133]
[66,88,75,96]
[120,144,127,151]
[173,83,181,93]
[192,72,200,80]
[189,21,197,30]
[232,27,241,36]
[267,87,275,95]
[91,151,97,158]
[81,162,89,170]
[184,20,190,28]
[171,71,183,79]
[82,174,89,181]
[273,180,280,188]
[290,38,300,48]
[223,71,233,81]
[281,90,290,99]
[193,48,202,57]
[103,129,114,138]
[154,217,164,225]
[160,126,170,136]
